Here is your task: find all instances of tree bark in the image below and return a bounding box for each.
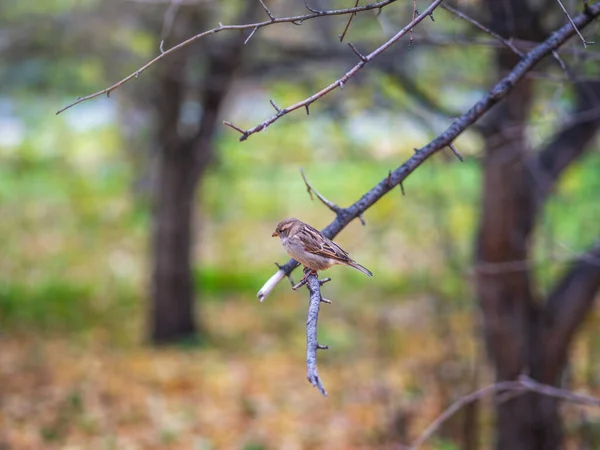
[150,141,199,342]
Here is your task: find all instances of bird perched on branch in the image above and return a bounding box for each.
[272,218,373,280]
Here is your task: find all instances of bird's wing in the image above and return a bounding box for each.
[298,224,352,263]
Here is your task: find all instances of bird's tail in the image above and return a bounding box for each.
[349,261,373,277]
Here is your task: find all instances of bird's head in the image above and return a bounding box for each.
[272,218,300,238]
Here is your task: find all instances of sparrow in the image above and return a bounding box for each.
[272,218,373,278]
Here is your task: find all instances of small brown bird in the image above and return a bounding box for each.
[272,218,373,277]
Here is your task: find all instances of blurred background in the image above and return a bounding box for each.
[1,0,600,449]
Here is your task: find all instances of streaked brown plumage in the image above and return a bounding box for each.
[272,218,372,277]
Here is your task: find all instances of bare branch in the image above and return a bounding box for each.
[56,0,399,114]
[408,374,600,449]
[543,241,600,377]
[255,2,600,301]
[227,0,444,141]
[442,4,524,57]
[300,168,343,214]
[408,380,525,450]
[305,273,328,396]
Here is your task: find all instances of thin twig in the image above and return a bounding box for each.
[408,380,524,449]
[226,0,444,141]
[244,26,258,45]
[555,0,590,47]
[339,0,360,42]
[56,0,398,114]
[407,374,600,449]
[300,168,343,214]
[448,142,464,162]
[347,42,368,61]
[256,2,600,302]
[442,4,575,79]
[223,121,246,134]
[258,0,275,21]
[305,273,328,396]
[409,0,417,48]
[441,4,524,57]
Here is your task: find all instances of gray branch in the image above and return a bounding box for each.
[305,273,329,396]
[257,1,600,301]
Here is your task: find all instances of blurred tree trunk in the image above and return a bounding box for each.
[477,1,600,448]
[149,5,252,344]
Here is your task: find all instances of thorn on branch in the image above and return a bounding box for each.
[386,169,392,188]
[305,104,310,115]
[319,277,331,286]
[317,344,329,350]
[270,99,282,113]
[321,298,332,304]
[448,142,464,162]
[339,80,344,90]
[159,40,165,54]
[348,42,368,61]
[358,214,366,226]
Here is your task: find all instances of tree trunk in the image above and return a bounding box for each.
[148,5,254,344]
[476,48,600,450]
[474,1,600,447]
[150,141,199,342]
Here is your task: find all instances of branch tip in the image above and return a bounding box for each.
[319,277,332,286]
[223,120,246,135]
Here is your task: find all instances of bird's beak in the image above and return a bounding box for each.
[272,231,279,237]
